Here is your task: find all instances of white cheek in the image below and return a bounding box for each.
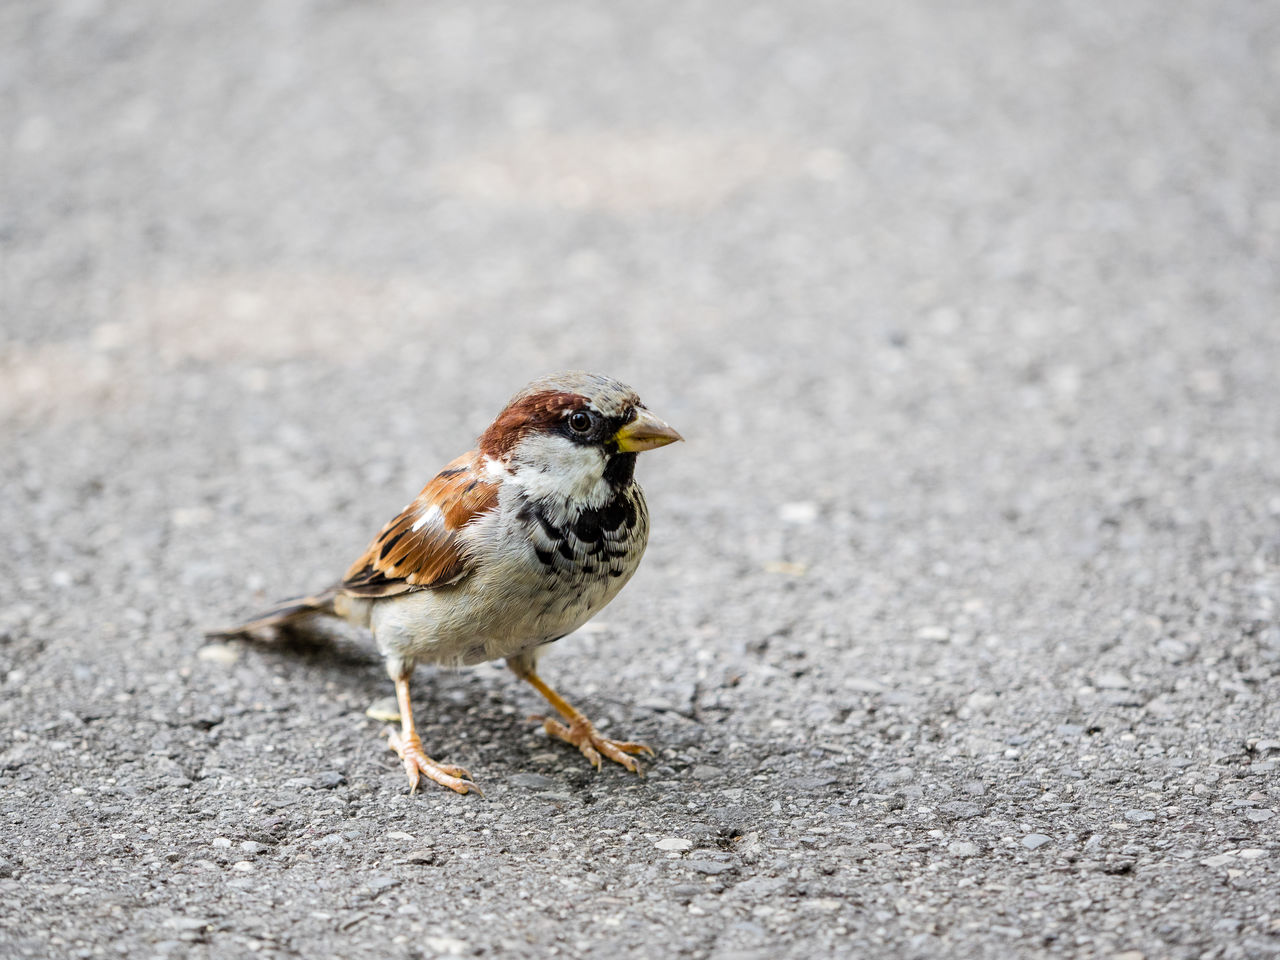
[511,433,610,505]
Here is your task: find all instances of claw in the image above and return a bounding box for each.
[531,713,652,774]
[384,726,481,796]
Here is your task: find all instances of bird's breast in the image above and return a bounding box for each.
[369,485,652,668]
[517,486,650,585]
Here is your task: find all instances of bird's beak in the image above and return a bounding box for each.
[613,409,684,453]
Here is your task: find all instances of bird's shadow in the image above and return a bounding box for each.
[264,623,381,669]
[240,623,532,741]
[228,623,684,789]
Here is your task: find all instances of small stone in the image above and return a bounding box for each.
[964,693,999,714]
[915,626,950,642]
[1124,810,1156,823]
[422,936,467,956]
[239,841,268,855]
[359,876,400,898]
[283,777,318,790]
[940,801,982,820]
[151,758,186,779]
[404,848,437,865]
[0,741,41,770]
[948,841,979,857]
[1201,853,1235,868]
[655,838,693,852]
[365,698,400,723]
[763,561,807,576]
[1022,834,1052,850]
[1243,809,1274,823]
[1093,671,1131,690]
[196,644,239,665]
[211,837,232,850]
[691,765,724,780]
[707,806,752,832]
[172,506,214,528]
[1238,849,1268,860]
[845,677,887,693]
[778,501,818,524]
[1112,952,1145,960]
[315,771,345,789]
[231,861,254,872]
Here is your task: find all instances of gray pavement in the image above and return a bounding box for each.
[3,1,1279,957]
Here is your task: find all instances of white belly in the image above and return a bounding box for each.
[364,538,643,668]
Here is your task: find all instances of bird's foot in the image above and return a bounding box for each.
[383,727,480,795]
[532,714,654,773]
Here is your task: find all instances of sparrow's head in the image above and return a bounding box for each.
[478,372,682,504]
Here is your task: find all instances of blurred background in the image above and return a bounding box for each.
[4,0,1276,687]
[2,1,1279,957]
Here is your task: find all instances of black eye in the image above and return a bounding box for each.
[568,411,593,434]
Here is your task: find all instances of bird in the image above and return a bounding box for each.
[211,372,682,794]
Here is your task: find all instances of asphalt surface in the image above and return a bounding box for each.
[3,1,1279,958]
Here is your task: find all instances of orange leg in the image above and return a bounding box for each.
[384,675,479,795]
[521,670,654,773]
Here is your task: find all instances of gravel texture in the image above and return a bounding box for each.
[3,1,1279,958]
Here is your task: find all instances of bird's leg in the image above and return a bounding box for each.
[519,669,654,773]
[383,674,479,795]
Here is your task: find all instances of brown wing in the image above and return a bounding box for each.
[341,451,500,598]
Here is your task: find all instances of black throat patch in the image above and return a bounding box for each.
[602,452,637,488]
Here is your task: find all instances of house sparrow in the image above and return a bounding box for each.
[212,372,682,794]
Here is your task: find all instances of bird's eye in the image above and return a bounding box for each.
[568,411,593,434]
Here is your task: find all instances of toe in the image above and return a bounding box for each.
[532,713,654,774]
[596,740,640,773]
[433,762,474,780]
[541,718,572,742]
[610,740,654,756]
[578,740,604,769]
[403,759,422,794]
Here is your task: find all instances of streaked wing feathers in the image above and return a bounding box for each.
[341,452,499,598]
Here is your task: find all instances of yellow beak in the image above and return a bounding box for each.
[613,409,684,453]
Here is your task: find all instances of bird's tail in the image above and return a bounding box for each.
[206,588,339,639]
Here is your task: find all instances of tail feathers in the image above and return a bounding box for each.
[206,588,339,639]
